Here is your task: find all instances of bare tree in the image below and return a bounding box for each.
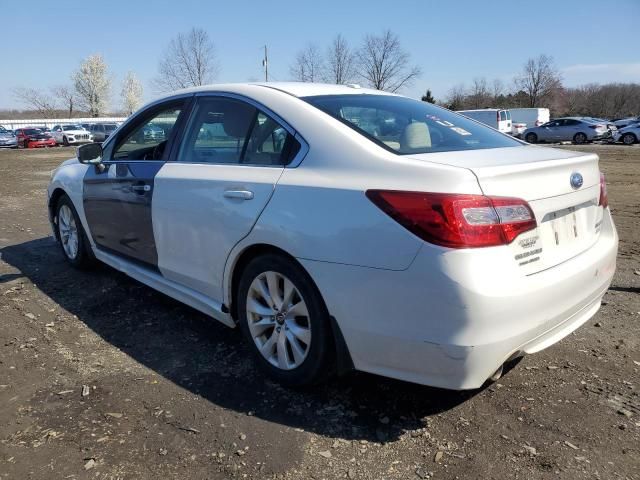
[121,72,144,115]
[73,54,111,117]
[12,87,58,117]
[514,54,563,107]
[155,28,219,91]
[51,85,76,118]
[444,84,467,110]
[357,30,421,92]
[290,44,325,82]
[491,78,505,106]
[325,34,356,84]
[468,77,491,108]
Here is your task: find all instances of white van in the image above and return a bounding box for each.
[456,109,512,134]
[509,108,550,129]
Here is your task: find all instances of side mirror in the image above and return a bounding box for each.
[77,143,103,165]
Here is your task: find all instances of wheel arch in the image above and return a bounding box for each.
[48,187,68,240]
[226,242,355,375]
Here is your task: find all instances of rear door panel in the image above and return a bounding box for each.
[153,163,283,298]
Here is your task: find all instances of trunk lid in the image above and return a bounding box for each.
[408,145,604,274]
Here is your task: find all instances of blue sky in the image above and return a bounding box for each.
[2,0,638,110]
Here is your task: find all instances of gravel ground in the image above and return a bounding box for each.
[0,144,638,480]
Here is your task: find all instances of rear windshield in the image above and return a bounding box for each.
[303,95,521,155]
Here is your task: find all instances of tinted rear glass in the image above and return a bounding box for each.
[303,95,521,155]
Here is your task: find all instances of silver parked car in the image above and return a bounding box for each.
[613,122,640,145]
[89,123,118,143]
[0,129,18,148]
[523,117,609,144]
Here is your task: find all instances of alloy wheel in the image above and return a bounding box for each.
[575,133,587,144]
[246,271,311,370]
[622,133,635,145]
[58,204,79,260]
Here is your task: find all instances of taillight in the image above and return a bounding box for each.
[599,173,608,208]
[366,190,537,249]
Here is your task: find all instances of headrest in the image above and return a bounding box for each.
[221,105,254,138]
[400,122,431,150]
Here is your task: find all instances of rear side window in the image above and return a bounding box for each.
[303,95,521,154]
[178,97,300,166]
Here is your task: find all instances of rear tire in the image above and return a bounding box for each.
[237,253,334,387]
[573,132,587,144]
[621,132,637,145]
[55,194,94,269]
[525,133,537,144]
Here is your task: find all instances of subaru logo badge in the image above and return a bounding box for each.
[570,172,583,189]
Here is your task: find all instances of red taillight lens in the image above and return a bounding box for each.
[366,190,537,249]
[599,173,608,208]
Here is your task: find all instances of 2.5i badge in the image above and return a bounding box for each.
[518,236,539,249]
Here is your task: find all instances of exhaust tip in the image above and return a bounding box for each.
[489,364,504,382]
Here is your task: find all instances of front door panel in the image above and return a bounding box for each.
[83,161,163,267]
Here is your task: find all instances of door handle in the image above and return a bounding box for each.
[131,184,151,193]
[224,190,254,200]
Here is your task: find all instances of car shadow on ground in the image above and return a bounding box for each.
[1,237,487,443]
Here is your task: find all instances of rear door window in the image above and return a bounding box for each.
[178,96,300,166]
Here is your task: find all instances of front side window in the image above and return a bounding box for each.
[499,111,507,121]
[113,104,183,160]
[178,97,299,166]
[303,94,521,155]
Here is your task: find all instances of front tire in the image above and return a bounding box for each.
[525,132,537,144]
[237,254,333,387]
[621,132,637,145]
[63,136,69,146]
[55,195,94,269]
[573,132,587,144]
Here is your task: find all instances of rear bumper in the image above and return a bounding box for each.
[301,208,618,390]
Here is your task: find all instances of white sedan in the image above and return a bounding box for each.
[51,124,93,146]
[46,83,618,390]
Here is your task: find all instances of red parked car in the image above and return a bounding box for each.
[15,128,57,148]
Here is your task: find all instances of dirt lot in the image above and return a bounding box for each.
[1,144,639,480]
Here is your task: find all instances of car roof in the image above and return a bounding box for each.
[170,82,397,98]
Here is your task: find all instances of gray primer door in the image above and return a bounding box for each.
[83,161,163,267]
